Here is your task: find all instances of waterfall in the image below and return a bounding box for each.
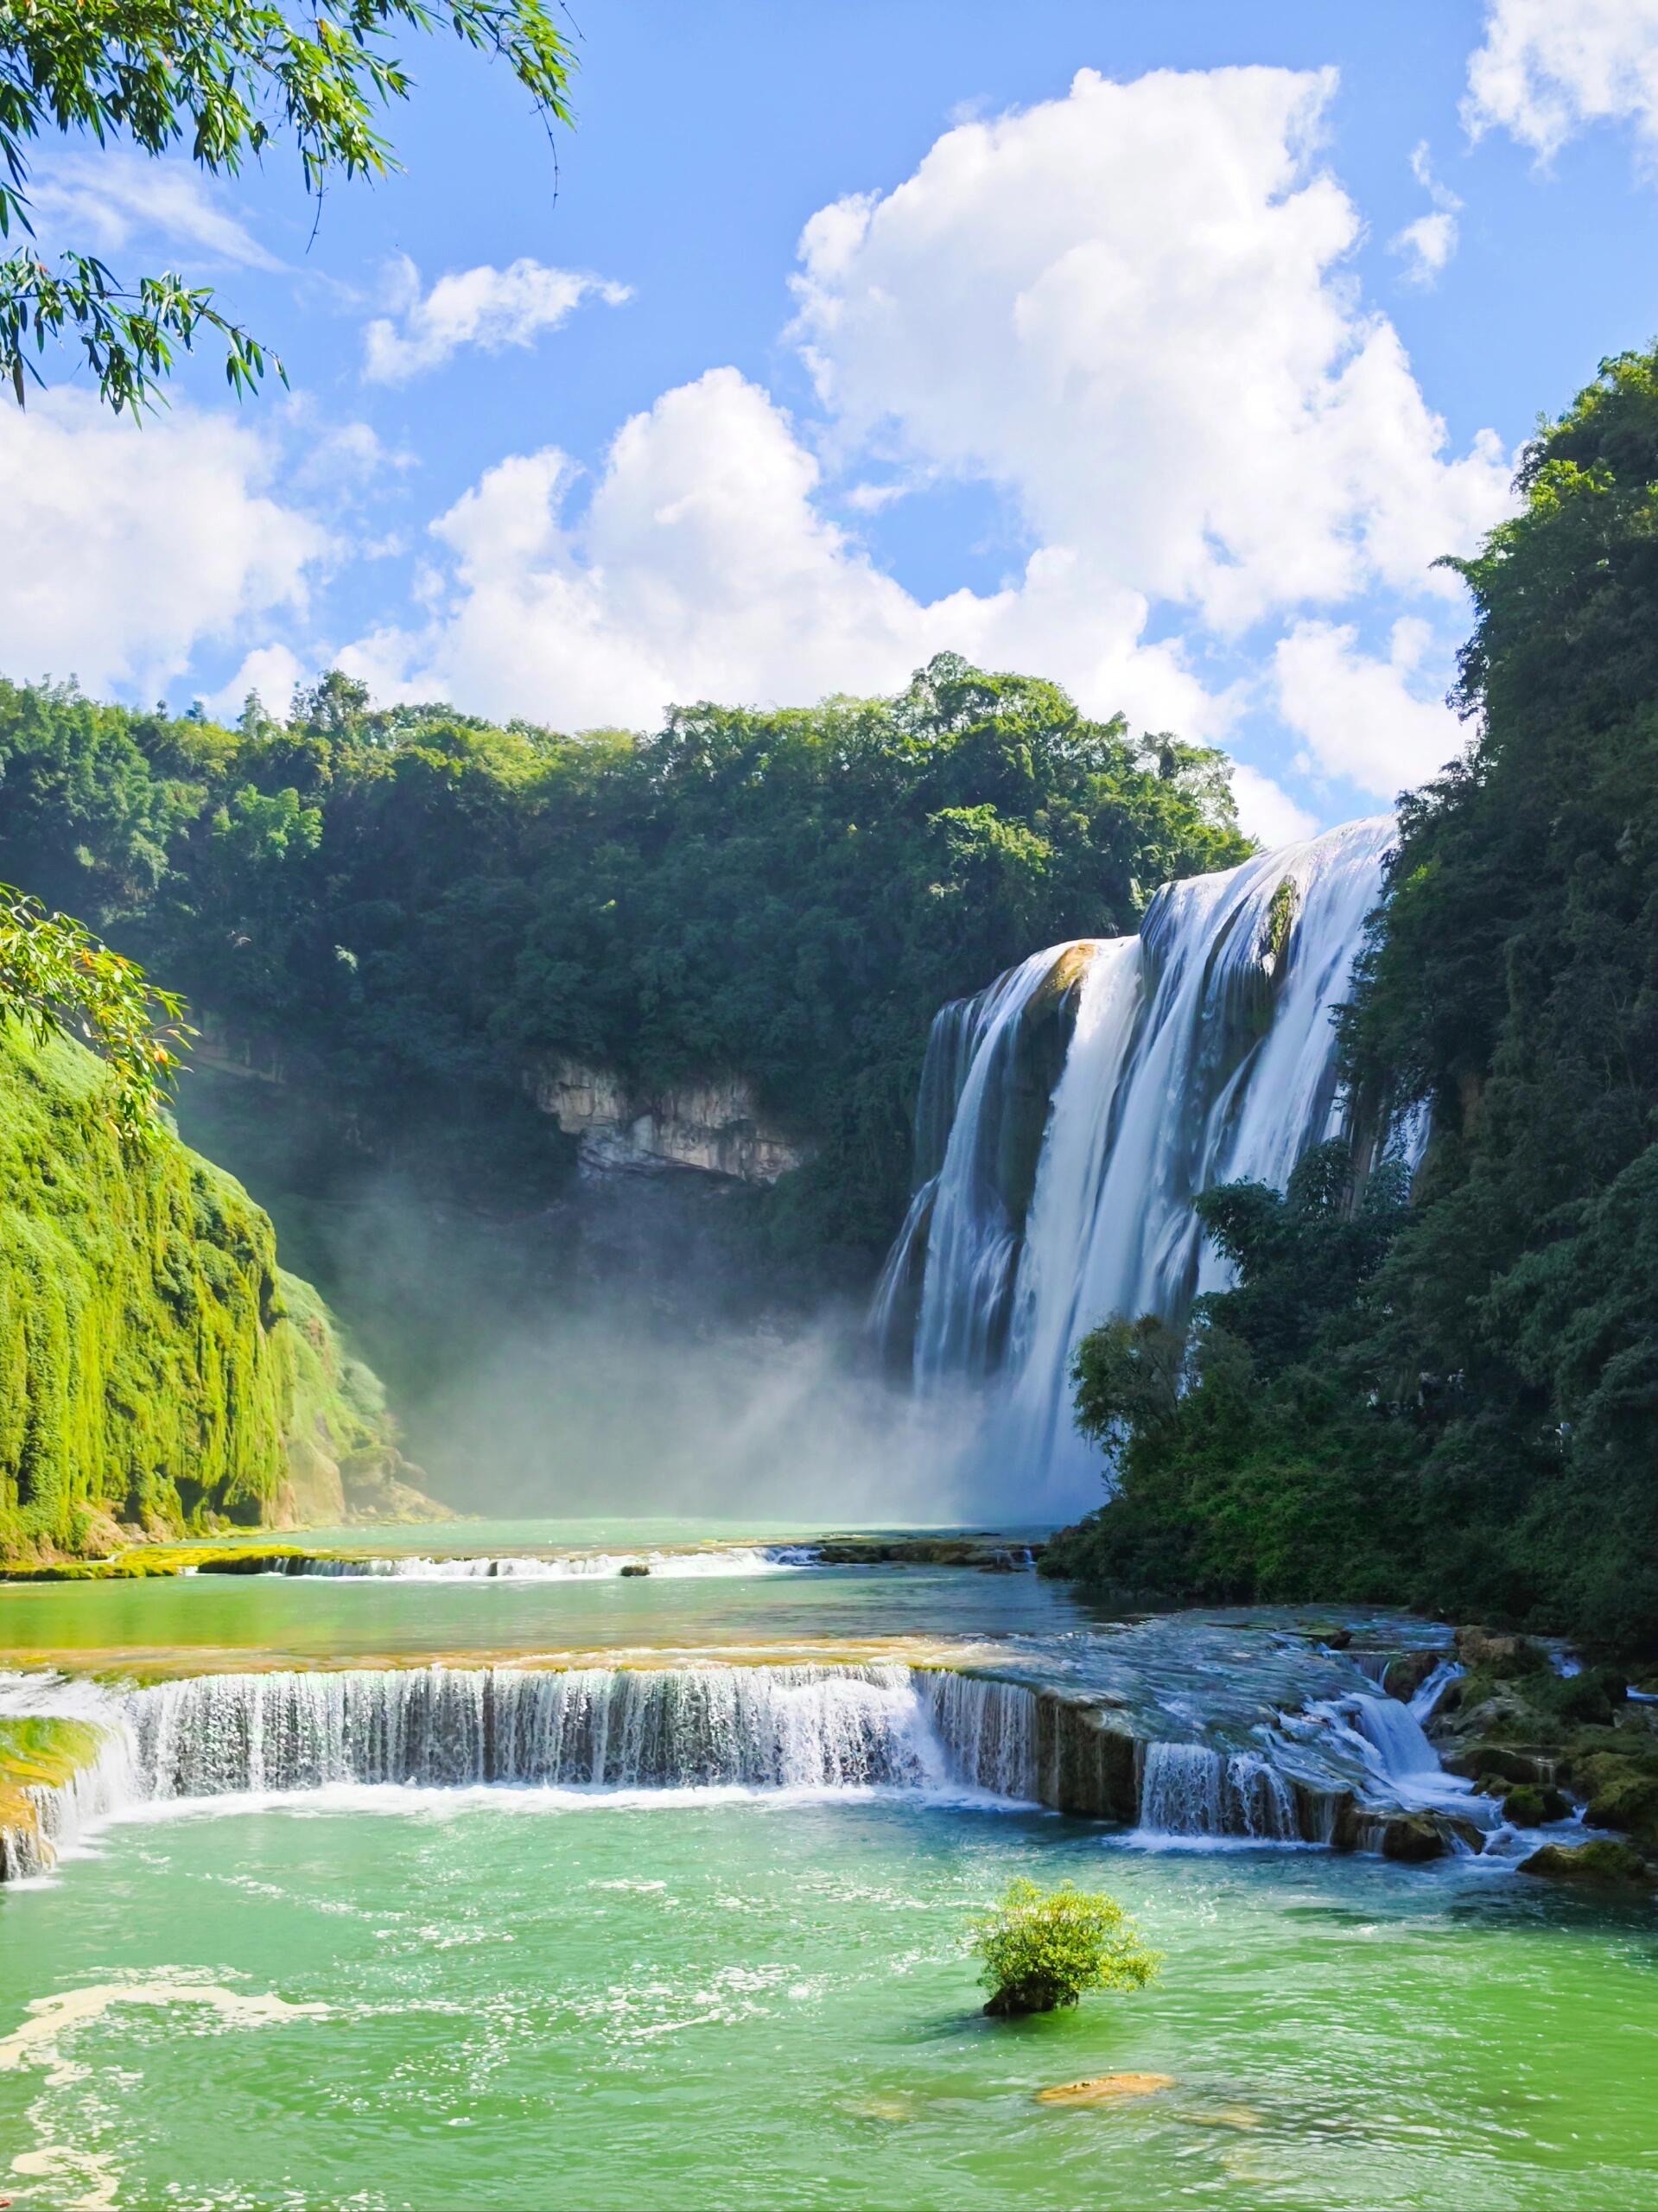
[1350,1694,1440,1780]
[123,1666,965,1797]
[1138,1741,1300,1841]
[879,817,1403,1510]
[275,1548,819,1582]
[2,1659,1521,1871]
[871,944,1101,1372]
[920,1673,1038,1800]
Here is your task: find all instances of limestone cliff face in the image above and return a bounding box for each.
[530,1060,807,1185]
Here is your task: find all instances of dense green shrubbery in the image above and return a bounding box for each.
[0,1020,401,1559]
[0,656,1247,1262]
[1051,346,1658,1649]
[970,1878,1161,2018]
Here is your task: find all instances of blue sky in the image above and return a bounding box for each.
[4,0,1656,840]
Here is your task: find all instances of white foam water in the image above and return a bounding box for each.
[276,1547,821,1582]
[1137,1741,1299,1842]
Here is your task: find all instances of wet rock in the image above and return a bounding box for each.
[1443,1744,1554,1787]
[1501,1782,1571,1826]
[1032,1699,1139,1822]
[1453,1628,1548,1677]
[619,1563,651,1578]
[1382,1651,1442,1702]
[1373,1813,1446,1863]
[1580,1762,1658,1850]
[1518,1840,1653,1886]
[1034,2073,1176,2106]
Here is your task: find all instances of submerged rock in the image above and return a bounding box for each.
[1034,2073,1176,2106]
[1518,1840,1653,1886]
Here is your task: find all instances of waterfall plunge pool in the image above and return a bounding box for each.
[3,1791,1655,2212]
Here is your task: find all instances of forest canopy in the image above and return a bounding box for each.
[0,654,1248,1259]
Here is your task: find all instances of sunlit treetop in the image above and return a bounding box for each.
[0,0,575,412]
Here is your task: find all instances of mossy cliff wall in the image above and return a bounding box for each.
[0,1025,418,1560]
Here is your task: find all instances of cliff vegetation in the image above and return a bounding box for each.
[0,1020,426,1561]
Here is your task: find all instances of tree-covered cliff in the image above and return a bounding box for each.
[0,655,1248,1262]
[0,1020,426,1561]
[1050,347,1658,1649]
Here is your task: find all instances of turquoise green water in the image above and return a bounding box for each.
[3,1795,1655,2211]
[0,1562,1087,1673]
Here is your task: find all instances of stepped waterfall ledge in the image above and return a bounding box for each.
[1,1624,1547,1876]
[878,818,1404,1510]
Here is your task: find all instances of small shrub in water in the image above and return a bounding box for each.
[971,1878,1161,2018]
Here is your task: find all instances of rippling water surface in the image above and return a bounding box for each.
[3,1793,1655,2211]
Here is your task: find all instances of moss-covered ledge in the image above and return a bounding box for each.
[0,1714,110,1878]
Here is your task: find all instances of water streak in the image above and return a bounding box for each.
[1138,1741,1299,1841]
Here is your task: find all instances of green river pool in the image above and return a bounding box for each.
[0,1526,1654,2211]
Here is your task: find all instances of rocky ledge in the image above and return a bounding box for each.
[530,1059,806,1184]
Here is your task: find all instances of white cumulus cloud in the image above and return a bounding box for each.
[791,66,1509,637]
[0,393,327,698]
[1274,616,1466,797]
[363,255,632,383]
[1229,763,1319,847]
[1464,0,1658,162]
[340,365,1227,758]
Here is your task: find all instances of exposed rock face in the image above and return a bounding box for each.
[530,1060,805,1184]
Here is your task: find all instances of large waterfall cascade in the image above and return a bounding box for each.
[878,818,1407,1509]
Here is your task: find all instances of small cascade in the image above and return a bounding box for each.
[1350,1694,1440,1781]
[1407,1662,1462,1721]
[920,1674,1039,1800]
[276,1548,818,1582]
[27,1730,136,1861]
[1312,1689,1496,1840]
[1138,1741,1300,1841]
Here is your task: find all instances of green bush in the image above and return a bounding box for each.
[970,1878,1161,2018]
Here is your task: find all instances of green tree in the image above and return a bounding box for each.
[0,883,187,1140]
[1,0,573,412]
[970,1878,1161,2018]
